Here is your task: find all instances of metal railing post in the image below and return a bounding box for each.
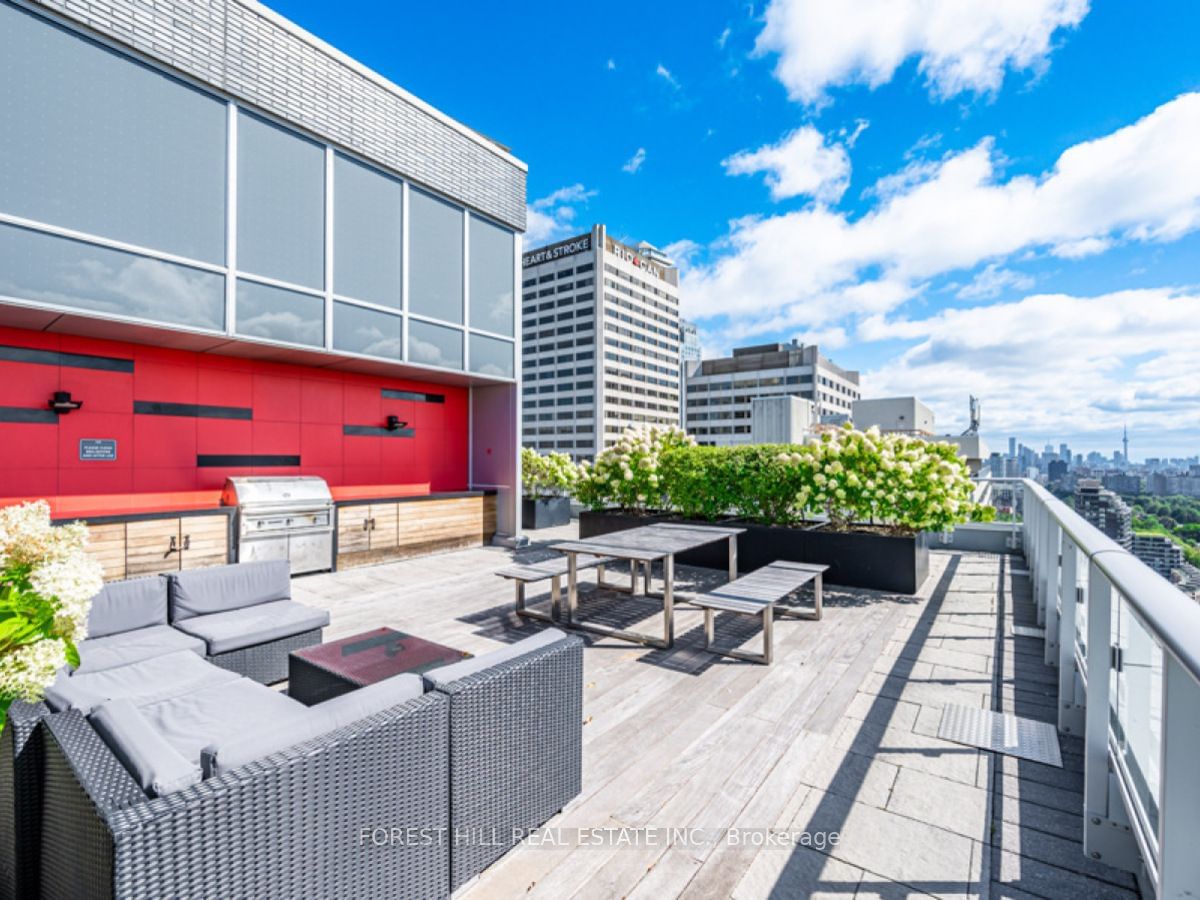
[1057,538,1084,734]
[1039,502,1057,630]
[1083,561,1138,870]
[1044,514,1060,664]
[1157,652,1200,896]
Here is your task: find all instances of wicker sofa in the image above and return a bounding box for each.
[0,566,583,898]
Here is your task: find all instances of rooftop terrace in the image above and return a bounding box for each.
[292,521,1140,899]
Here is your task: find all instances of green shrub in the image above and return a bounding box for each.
[576,424,982,535]
[520,447,580,499]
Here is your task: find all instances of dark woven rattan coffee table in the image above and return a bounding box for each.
[288,626,471,705]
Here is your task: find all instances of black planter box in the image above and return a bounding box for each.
[523,496,572,530]
[578,510,930,594]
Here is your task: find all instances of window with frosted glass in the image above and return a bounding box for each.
[469,216,515,336]
[235,280,324,347]
[408,319,463,370]
[333,302,402,360]
[408,189,463,324]
[469,334,514,379]
[0,223,224,330]
[237,113,325,289]
[0,3,226,263]
[333,155,402,308]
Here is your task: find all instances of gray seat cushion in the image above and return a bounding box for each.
[45,650,241,715]
[201,673,425,777]
[89,699,202,797]
[423,628,568,689]
[85,576,168,639]
[172,599,330,655]
[139,676,309,767]
[168,560,291,622]
[75,624,205,674]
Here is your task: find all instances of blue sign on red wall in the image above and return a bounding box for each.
[79,439,118,461]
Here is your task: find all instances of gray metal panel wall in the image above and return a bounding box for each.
[22,0,527,231]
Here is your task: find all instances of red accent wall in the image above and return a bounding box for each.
[0,327,469,498]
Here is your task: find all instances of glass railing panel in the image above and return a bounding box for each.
[1110,595,1163,836]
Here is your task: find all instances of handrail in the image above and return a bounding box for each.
[979,477,1200,893]
[1020,478,1200,684]
[1091,547,1200,686]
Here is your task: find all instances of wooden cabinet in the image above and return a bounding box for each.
[84,512,231,581]
[336,506,371,554]
[369,503,399,550]
[125,519,183,577]
[86,523,128,582]
[180,516,230,570]
[336,494,498,570]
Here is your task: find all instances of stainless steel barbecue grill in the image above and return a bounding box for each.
[221,476,334,574]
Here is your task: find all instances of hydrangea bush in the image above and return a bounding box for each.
[575,425,694,514]
[787,425,986,534]
[521,447,581,499]
[0,501,103,727]
[579,423,987,535]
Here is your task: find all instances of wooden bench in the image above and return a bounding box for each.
[691,561,829,665]
[497,554,612,623]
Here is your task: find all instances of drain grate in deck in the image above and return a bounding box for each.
[1011,624,1046,639]
[938,704,1062,767]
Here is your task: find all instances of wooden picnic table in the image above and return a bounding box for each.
[550,522,745,649]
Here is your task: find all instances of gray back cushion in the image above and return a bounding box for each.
[201,673,425,777]
[89,698,202,797]
[169,560,291,621]
[423,628,567,689]
[85,576,168,639]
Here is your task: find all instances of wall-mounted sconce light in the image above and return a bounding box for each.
[49,391,83,413]
[386,415,408,431]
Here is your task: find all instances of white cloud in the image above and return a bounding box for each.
[859,289,1200,441]
[525,183,597,245]
[955,263,1035,300]
[623,147,647,174]
[755,0,1090,105]
[606,58,616,70]
[723,126,852,203]
[717,26,732,49]
[655,63,681,90]
[680,92,1200,335]
[662,238,701,268]
[841,118,870,148]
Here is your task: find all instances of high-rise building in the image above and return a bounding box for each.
[1131,534,1185,578]
[521,226,681,459]
[680,320,701,363]
[684,342,859,445]
[1008,437,1017,458]
[679,319,701,427]
[1074,480,1132,549]
[852,397,935,436]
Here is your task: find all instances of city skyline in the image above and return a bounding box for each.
[266,0,1198,455]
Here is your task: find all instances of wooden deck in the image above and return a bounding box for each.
[290,522,1141,899]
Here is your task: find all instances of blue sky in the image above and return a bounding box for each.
[269,0,1200,459]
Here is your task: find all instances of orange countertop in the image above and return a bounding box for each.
[2,483,437,520]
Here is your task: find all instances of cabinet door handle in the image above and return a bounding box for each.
[363,518,370,531]
[370,518,377,531]
[168,535,177,554]
[182,534,191,551]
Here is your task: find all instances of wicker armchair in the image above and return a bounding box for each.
[0,700,49,898]
[38,694,450,900]
[429,633,584,890]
